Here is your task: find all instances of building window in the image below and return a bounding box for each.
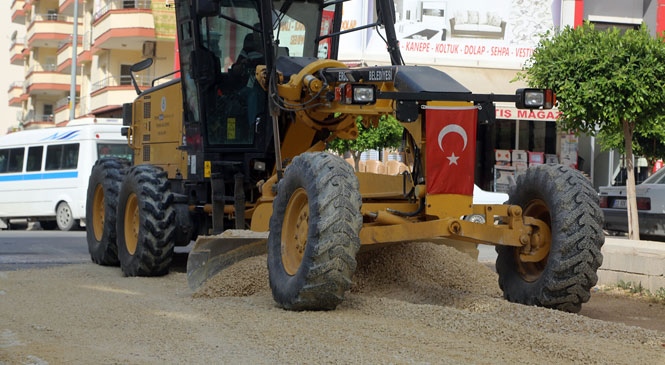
[43,104,54,122]
[517,120,557,154]
[494,119,515,150]
[47,10,58,21]
[120,64,132,85]
[590,21,639,33]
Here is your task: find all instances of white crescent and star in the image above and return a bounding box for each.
[437,124,468,165]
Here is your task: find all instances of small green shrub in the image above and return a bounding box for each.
[608,281,665,304]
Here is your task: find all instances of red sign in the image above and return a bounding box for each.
[173,36,180,78]
[426,107,478,195]
[318,10,334,58]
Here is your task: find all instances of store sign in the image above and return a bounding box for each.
[496,106,561,121]
[340,0,562,69]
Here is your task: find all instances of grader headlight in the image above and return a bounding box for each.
[335,83,376,105]
[516,88,555,109]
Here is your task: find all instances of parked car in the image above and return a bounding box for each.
[599,166,665,239]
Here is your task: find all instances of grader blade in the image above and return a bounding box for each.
[186,230,268,290]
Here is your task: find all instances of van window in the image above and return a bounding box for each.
[45,143,79,171]
[0,148,25,173]
[27,146,43,172]
[97,143,133,162]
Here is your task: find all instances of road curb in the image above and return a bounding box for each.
[597,237,665,292]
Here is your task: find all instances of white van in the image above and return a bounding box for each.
[0,118,132,230]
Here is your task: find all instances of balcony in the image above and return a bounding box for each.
[76,30,94,64]
[56,37,83,73]
[7,81,27,107]
[89,74,154,113]
[9,34,26,65]
[22,115,56,130]
[54,95,81,125]
[27,13,80,50]
[92,0,155,52]
[58,0,85,16]
[11,0,26,24]
[25,64,79,97]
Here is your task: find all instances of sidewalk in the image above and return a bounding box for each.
[597,237,665,292]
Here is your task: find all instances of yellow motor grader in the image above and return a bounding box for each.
[86,0,604,313]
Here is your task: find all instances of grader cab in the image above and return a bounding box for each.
[86,0,604,313]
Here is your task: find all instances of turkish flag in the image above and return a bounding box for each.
[425,107,478,195]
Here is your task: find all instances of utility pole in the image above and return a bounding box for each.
[69,0,79,121]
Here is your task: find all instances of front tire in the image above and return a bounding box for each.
[116,165,176,276]
[268,152,362,310]
[496,164,604,313]
[86,158,130,266]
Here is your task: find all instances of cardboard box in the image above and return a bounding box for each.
[513,161,528,177]
[495,149,511,162]
[511,150,527,163]
[494,165,515,193]
[528,151,545,165]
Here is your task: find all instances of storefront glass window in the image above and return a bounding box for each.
[516,120,557,154]
[495,119,515,150]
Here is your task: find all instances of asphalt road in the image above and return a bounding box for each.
[0,230,91,271]
[0,229,195,272]
[0,229,499,272]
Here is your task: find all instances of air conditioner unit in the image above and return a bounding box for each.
[142,41,156,58]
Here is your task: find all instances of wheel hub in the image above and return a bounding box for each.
[516,198,551,282]
[281,188,309,276]
[92,185,105,241]
[124,193,140,255]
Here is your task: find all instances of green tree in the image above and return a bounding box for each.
[327,115,404,171]
[518,22,665,240]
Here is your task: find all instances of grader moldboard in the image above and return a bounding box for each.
[86,0,604,313]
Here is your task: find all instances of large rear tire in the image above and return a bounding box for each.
[268,152,362,310]
[86,158,130,266]
[496,164,604,313]
[116,164,176,276]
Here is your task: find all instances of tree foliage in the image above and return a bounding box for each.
[520,23,665,141]
[518,22,665,240]
[327,115,404,170]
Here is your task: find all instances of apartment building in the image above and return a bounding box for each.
[8,0,176,129]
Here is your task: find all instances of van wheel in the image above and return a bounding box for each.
[496,164,604,313]
[55,202,76,231]
[86,158,130,266]
[116,164,176,276]
[268,152,362,310]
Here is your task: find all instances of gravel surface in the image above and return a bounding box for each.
[1,242,664,364]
